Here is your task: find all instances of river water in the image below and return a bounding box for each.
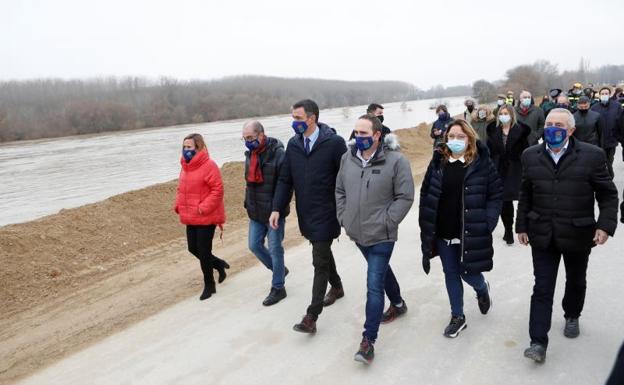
[0,96,467,226]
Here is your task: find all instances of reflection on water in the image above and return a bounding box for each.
[0,96,467,226]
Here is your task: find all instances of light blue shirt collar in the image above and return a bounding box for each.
[303,124,320,151]
[546,140,569,164]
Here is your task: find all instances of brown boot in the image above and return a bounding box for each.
[293,314,317,334]
[322,286,344,307]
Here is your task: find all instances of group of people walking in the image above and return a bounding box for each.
[172,92,623,380]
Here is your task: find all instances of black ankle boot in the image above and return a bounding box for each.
[213,257,230,284]
[200,282,216,300]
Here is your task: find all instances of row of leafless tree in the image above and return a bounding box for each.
[472,60,624,103]
[0,75,472,142]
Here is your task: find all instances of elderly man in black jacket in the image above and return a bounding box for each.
[516,108,619,364]
[270,99,347,334]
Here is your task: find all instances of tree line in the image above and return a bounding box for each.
[472,60,624,103]
[0,75,471,142]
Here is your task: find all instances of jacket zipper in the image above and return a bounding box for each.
[460,179,466,266]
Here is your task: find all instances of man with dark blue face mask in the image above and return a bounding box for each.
[336,114,414,364]
[271,99,347,334]
[242,120,290,306]
[516,108,619,364]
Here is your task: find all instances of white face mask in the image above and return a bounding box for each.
[478,110,487,119]
[499,115,511,124]
[497,99,504,106]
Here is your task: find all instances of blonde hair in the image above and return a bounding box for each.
[471,104,495,122]
[441,119,479,166]
[496,104,516,127]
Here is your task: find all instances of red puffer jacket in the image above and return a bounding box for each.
[174,149,226,226]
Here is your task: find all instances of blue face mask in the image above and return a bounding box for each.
[438,112,448,120]
[355,136,374,151]
[543,125,567,148]
[556,103,569,110]
[447,139,466,154]
[245,139,260,151]
[183,149,196,163]
[292,120,308,135]
[521,98,532,107]
[499,114,511,124]
[600,95,610,104]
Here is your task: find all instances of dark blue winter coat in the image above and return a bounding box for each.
[419,141,503,274]
[273,123,347,242]
[591,100,622,148]
[430,116,454,147]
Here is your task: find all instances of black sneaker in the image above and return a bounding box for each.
[262,287,287,306]
[381,300,408,324]
[443,315,467,338]
[524,343,547,363]
[564,318,580,338]
[354,337,375,364]
[477,281,492,315]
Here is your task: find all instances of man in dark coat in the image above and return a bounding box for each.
[591,87,623,178]
[243,120,290,306]
[516,108,619,364]
[573,96,604,147]
[349,103,391,140]
[271,99,347,334]
[515,90,546,146]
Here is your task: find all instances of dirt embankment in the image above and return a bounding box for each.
[0,122,435,384]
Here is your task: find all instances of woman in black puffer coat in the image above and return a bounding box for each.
[419,119,503,338]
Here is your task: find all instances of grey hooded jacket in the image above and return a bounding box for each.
[335,134,415,247]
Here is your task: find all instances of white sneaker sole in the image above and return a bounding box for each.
[444,322,467,338]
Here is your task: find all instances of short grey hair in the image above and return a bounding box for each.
[520,90,532,98]
[548,108,575,128]
[243,120,264,134]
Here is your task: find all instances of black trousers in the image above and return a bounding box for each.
[529,244,590,346]
[605,147,615,179]
[501,201,514,232]
[307,240,342,318]
[186,225,222,288]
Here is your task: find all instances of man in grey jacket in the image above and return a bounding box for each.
[336,114,414,365]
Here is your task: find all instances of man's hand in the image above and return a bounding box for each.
[518,233,530,246]
[593,229,609,245]
[269,211,280,230]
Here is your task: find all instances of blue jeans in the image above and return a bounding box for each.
[436,238,487,317]
[357,242,402,343]
[248,218,285,289]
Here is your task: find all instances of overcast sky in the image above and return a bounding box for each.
[1,0,622,88]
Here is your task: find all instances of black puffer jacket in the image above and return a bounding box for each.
[573,109,604,147]
[516,138,619,251]
[273,123,347,241]
[419,141,503,274]
[244,137,290,223]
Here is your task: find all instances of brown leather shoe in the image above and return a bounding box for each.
[322,286,344,307]
[293,314,317,333]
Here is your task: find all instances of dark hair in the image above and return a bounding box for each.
[292,99,319,123]
[358,114,383,134]
[366,103,384,113]
[183,133,206,151]
[599,86,612,95]
[435,104,448,114]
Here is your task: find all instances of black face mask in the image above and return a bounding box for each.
[467,105,474,113]
[377,114,384,123]
[578,108,589,114]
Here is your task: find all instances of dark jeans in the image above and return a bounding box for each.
[307,240,342,319]
[437,239,487,317]
[501,201,514,232]
[605,147,615,179]
[529,244,590,346]
[186,225,223,288]
[356,242,402,343]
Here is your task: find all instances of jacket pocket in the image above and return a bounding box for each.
[527,211,540,220]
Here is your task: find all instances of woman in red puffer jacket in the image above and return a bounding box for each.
[174,133,228,300]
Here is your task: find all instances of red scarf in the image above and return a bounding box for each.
[246,137,267,183]
[518,106,530,116]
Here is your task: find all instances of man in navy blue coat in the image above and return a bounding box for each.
[270,99,347,334]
